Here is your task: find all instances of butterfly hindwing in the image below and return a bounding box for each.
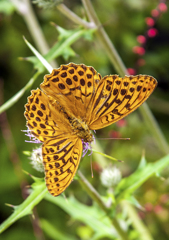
[43,136,82,196]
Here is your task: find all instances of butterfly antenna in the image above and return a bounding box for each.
[96,137,130,140]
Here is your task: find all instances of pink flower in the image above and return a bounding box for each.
[137,35,146,44]
[159,194,169,203]
[22,129,42,144]
[151,9,159,17]
[127,68,136,75]
[132,46,145,55]
[145,17,155,27]
[145,202,153,212]
[116,119,127,127]
[109,130,121,138]
[147,28,158,38]
[154,205,163,214]
[158,3,167,12]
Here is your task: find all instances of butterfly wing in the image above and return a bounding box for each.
[40,63,101,121]
[43,136,82,196]
[24,88,73,142]
[88,75,157,130]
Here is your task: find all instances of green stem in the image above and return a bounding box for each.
[139,103,169,154]
[121,201,154,240]
[81,0,127,76]
[10,0,58,68]
[148,96,169,116]
[45,29,88,61]
[78,171,130,240]
[0,70,41,114]
[0,181,47,234]
[57,3,95,29]
[78,170,108,211]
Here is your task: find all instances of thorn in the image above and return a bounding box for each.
[32,213,35,220]
[5,203,15,208]
[50,22,57,27]
[18,57,28,61]
[117,159,124,163]
[22,169,33,178]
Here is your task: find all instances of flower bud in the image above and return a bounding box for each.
[29,147,44,172]
[100,166,122,188]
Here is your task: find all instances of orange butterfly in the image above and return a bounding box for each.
[24,63,157,196]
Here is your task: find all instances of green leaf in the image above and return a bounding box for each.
[40,219,77,240]
[45,194,119,239]
[24,37,53,73]
[0,0,15,15]
[0,70,41,114]
[0,178,47,233]
[115,154,169,202]
[62,46,76,61]
[137,152,147,170]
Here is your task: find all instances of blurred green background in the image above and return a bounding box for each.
[0,0,169,239]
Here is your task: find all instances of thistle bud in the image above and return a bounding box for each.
[29,147,44,172]
[100,166,121,188]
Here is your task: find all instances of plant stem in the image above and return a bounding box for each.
[0,181,47,234]
[78,170,130,240]
[10,0,58,68]
[148,96,169,116]
[78,170,108,211]
[139,103,169,154]
[57,3,95,29]
[0,70,41,114]
[121,201,154,240]
[81,0,127,76]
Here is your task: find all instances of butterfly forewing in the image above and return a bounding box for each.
[89,75,157,130]
[24,89,72,142]
[43,137,82,196]
[41,63,101,120]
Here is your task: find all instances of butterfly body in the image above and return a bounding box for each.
[69,117,93,142]
[25,63,157,196]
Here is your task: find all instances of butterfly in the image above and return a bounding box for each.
[24,63,157,196]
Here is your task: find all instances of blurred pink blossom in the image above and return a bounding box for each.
[133,46,145,55]
[117,119,127,127]
[127,68,136,75]
[145,17,155,27]
[151,9,159,17]
[145,202,153,212]
[158,3,167,12]
[147,28,158,37]
[137,35,146,44]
